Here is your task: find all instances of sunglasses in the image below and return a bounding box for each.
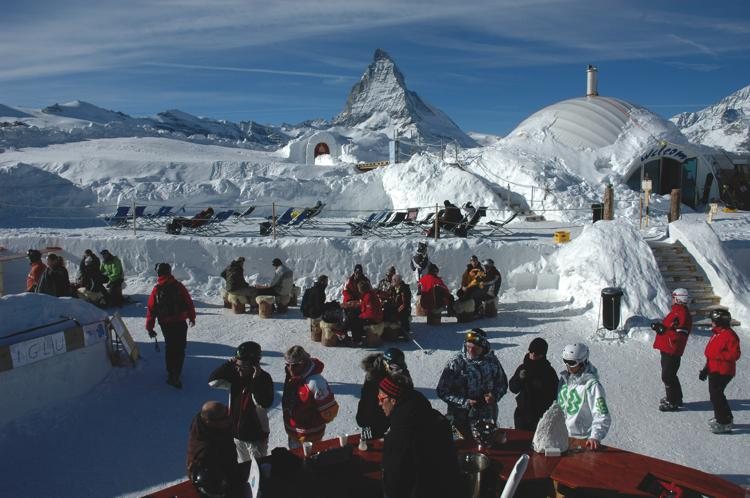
[563,359,581,367]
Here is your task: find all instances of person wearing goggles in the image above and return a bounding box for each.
[437,329,508,440]
[357,348,412,440]
[208,341,274,460]
[558,343,611,450]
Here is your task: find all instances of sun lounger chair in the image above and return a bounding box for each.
[141,206,173,228]
[233,206,256,224]
[454,207,487,237]
[485,211,518,237]
[104,206,130,227]
[348,209,388,236]
[182,210,235,236]
[367,211,409,238]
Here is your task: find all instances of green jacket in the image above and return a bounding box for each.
[101,256,124,283]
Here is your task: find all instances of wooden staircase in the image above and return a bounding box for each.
[647,240,724,322]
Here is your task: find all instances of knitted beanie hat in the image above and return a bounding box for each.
[529,337,549,355]
[379,377,405,399]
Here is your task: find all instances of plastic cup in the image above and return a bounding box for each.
[302,441,313,457]
[338,435,348,447]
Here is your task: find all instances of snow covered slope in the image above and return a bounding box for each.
[671,84,750,153]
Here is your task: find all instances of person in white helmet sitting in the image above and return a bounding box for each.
[558,343,611,450]
[650,288,693,412]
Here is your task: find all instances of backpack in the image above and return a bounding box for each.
[154,281,183,318]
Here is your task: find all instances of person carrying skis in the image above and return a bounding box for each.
[437,328,508,440]
[356,348,412,440]
[651,288,692,411]
[700,309,741,434]
[145,262,196,389]
[208,341,274,459]
[558,343,611,450]
[508,337,559,431]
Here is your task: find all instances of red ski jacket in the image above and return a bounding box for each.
[705,326,741,376]
[653,304,692,356]
[282,358,338,441]
[359,290,384,322]
[145,275,196,331]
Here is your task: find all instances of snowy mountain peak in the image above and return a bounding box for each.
[671,84,750,153]
[40,100,132,124]
[333,49,476,147]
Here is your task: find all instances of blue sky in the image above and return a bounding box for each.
[1,0,749,135]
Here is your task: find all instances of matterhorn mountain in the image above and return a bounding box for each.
[333,49,476,148]
[671,84,750,154]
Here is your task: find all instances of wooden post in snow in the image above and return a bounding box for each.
[669,189,681,222]
[434,204,439,241]
[272,202,277,240]
[603,184,614,220]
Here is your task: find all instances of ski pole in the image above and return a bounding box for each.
[411,335,428,353]
[154,336,160,352]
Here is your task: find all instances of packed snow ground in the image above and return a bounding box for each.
[0,211,749,497]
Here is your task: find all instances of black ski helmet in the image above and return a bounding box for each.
[236,341,261,363]
[383,347,406,367]
[27,249,42,262]
[190,464,229,498]
[710,309,732,327]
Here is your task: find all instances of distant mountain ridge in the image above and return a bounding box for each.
[671,84,750,154]
[333,49,476,148]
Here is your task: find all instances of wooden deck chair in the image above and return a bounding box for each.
[301,202,326,228]
[104,206,130,227]
[485,211,518,237]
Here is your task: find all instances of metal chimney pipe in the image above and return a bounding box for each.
[586,65,598,97]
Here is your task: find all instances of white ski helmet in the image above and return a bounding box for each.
[562,343,589,366]
[671,288,690,305]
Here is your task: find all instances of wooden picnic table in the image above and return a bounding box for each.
[143,429,746,498]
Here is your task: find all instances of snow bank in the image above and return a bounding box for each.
[552,218,668,327]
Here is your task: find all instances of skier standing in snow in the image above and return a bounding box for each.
[145,262,196,389]
[651,288,693,411]
[356,348,412,440]
[557,343,611,450]
[436,328,508,440]
[508,337,559,431]
[208,341,274,459]
[26,249,47,292]
[700,309,741,434]
[281,345,339,448]
[409,242,429,285]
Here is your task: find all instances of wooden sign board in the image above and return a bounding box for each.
[110,312,140,362]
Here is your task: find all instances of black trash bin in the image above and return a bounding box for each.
[601,287,623,331]
[591,203,604,223]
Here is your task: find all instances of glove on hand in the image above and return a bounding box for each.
[519,369,527,380]
[650,322,665,334]
[698,368,708,382]
[147,329,157,339]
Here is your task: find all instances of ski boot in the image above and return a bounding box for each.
[658,399,679,412]
[709,421,733,434]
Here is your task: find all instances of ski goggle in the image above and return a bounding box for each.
[465,330,485,345]
[563,359,581,367]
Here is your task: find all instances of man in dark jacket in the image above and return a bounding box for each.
[301,275,328,319]
[145,262,196,389]
[508,337,559,431]
[356,348,411,440]
[208,341,274,460]
[221,257,257,304]
[37,253,72,297]
[388,274,412,338]
[186,401,246,492]
[379,374,462,498]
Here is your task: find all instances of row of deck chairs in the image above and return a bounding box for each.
[259,202,326,236]
[104,205,173,228]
